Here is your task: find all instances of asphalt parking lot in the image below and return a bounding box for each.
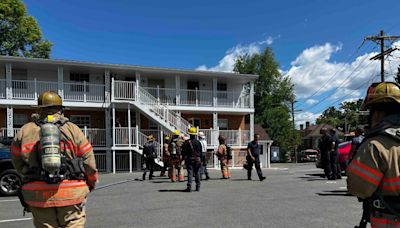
[0,163,362,228]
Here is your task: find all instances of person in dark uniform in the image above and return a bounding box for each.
[246,134,266,181]
[318,128,333,179]
[142,135,157,180]
[181,127,203,192]
[330,129,341,180]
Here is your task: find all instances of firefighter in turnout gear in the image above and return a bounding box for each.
[160,135,171,177]
[11,91,98,228]
[347,82,400,228]
[182,127,203,192]
[168,130,185,182]
[216,135,231,179]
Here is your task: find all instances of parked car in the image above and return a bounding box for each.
[315,141,352,171]
[0,139,22,196]
[299,149,318,162]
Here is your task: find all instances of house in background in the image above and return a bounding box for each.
[300,122,344,150]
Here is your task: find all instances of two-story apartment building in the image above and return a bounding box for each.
[0,56,264,173]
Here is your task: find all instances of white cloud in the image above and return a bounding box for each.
[289,42,400,102]
[196,35,278,72]
[196,43,260,72]
[305,99,318,105]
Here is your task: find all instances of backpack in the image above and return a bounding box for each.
[225,144,232,160]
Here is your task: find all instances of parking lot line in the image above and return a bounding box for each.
[0,199,19,203]
[0,218,32,223]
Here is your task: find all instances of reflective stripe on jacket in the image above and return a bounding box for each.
[22,180,89,208]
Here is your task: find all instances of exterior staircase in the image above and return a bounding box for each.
[112,79,191,134]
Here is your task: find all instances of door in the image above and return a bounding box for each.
[187,81,199,105]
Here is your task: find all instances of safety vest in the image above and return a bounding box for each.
[22,180,89,208]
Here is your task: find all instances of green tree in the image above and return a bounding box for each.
[316,99,367,132]
[234,48,299,159]
[316,106,342,127]
[0,0,52,58]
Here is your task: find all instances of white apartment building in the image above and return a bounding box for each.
[0,56,271,173]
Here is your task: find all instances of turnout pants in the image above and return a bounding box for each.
[168,159,184,182]
[219,159,231,179]
[30,203,86,228]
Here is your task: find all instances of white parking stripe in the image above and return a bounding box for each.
[0,218,32,223]
[0,199,19,203]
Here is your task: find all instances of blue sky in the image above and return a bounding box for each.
[23,0,400,126]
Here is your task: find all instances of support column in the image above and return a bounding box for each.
[104,69,110,104]
[6,63,12,99]
[250,113,254,141]
[175,75,180,105]
[213,112,219,169]
[128,103,131,147]
[112,104,116,174]
[135,72,141,101]
[57,67,64,99]
[250,81,255,109]
[6,106,13,138]
[213,78,217,107]
[129,150,132,173]
[135,111,141,171]
[105,109,112,172]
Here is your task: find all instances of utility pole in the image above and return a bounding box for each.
[366,30,400,82]
[291,100,302,163]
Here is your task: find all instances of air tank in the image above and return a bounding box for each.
[40,123,61,174]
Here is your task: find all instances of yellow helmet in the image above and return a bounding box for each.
[37,91,63,108]
[147,134,154,141]
[173,130,180,136]
[361,82,400,110]
[164,135,170,142]
[188,127,197,135]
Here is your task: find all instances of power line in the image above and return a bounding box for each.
[302,46,377,112]
[296,41,371,108]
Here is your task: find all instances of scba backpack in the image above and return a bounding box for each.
[226,144,232,160]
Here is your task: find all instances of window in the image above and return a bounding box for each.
[70,73,90,92]
[218,119,228,130]
[70,115,91,128]
[14,113,28,127]
[12,69,28,90]
[217,83,227,99]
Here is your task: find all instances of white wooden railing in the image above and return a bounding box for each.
[200,129,250,147]
[142,86,250,108]
[7,79,105,102]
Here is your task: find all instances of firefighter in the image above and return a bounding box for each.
[181,127,203,192]
[142,135,157,180]
[160,135,171,177]
[216,135,230,179]
[11,91,98,228]
[168,130,185,182]
[347,82,400,228]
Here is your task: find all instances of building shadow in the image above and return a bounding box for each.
[158,189,186,193]
[316,190,353,197]
[298,173,328,182]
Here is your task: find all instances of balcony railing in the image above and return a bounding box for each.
[200,129,250,147]
[142,86,250,108]
[4,79,105,103]
[1,127,107,147]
